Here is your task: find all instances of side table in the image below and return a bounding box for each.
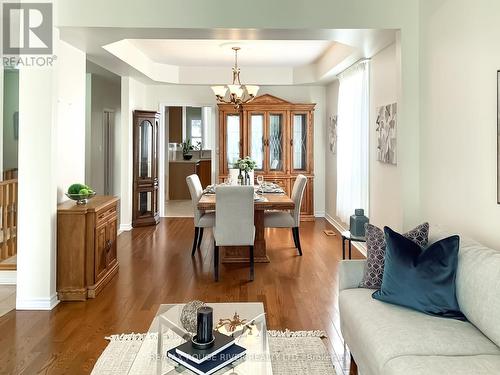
[341,230,366,259]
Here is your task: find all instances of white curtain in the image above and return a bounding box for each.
[336,60,370,224]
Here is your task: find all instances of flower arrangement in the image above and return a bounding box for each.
[236,156,257,172]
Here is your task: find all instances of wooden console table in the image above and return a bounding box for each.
[57,196,119,301]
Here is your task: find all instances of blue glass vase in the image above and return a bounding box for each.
[350,209,369,237]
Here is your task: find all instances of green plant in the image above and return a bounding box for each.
[236,156,257,172]
[181,139,194,155]
[181,139,203,155]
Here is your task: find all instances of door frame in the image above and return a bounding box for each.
[157,101,217,218]
[102,108,115,195]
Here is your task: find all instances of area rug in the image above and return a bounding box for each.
[91,330,337,375]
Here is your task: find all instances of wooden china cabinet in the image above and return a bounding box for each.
[132,110,160,227]
[218,94,315,220]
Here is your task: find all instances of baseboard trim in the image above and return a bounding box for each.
[119,223,132,234]
[16,293,60,310]
[0,270,16,284]
[324,213,346,233]
[314,211,325,218]
[325,213,367,257]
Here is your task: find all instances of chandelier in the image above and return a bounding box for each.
[211,47,259,109]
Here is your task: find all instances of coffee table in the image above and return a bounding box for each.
[128,302,273,375]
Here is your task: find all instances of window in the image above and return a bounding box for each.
[191,119,202,148]
[336,60,370,224]
[226,114,240,168]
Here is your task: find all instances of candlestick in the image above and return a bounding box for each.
[196,306,213,343]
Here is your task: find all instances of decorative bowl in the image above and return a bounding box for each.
[65,192,96,205]
[180,300,206,333]
[183,154,193,160]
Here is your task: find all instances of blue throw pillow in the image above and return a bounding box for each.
[372,227,465,320]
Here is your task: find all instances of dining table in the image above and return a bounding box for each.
[197,192,295,263]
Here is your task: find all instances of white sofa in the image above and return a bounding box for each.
[339,227,500,375]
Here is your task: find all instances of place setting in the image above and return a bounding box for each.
[202,176,285,205]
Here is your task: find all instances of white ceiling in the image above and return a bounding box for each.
[59,28,397,84]
[127,39,334,67]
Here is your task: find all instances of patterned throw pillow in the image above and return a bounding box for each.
[359,222,429,289]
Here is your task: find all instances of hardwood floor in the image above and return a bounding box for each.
[0,218,364,375]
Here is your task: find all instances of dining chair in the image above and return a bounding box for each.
[263,174,307,255]
[186,174,215,256]
[213,185,255,282]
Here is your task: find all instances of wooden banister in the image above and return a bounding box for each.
[0,178,17,269]
[3,169,18,181]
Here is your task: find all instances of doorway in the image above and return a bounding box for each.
[162,105,215,217]
[103,110,114,195]
[85,61,121,197]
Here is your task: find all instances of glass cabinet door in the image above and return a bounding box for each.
[138,190,153,217]
[138,120,153,178]
[226,114,241,170]
[249,113,265,171]
[268,113,285,172]
[292,113,308,171]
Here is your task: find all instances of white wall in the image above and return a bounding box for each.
[85,74,92,189]
[325,80,339,222]
[420,0,500,249]
[146,84,327,215]
[56,41,86,203]
[17,66,57,308]
[325,42,402,230]
[87,74,121,195]
[369,42,403,230]
[119,76,148,229]
[17,36,86,309]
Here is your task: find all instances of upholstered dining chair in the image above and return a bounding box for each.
[186,174,215,256]
[213,185,255,282]
[263,174,307,256]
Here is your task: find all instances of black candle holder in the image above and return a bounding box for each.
[193,306,215,349]
[191,333,215,350]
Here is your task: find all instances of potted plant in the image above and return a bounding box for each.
[181,139,194,160]
[181,139,203,160]
[235,156,257,185]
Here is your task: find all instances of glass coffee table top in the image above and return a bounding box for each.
[128,302,273,375]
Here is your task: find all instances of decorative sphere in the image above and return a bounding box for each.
[180,300,206,333]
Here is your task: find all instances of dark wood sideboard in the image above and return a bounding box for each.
[57,196,119,301]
